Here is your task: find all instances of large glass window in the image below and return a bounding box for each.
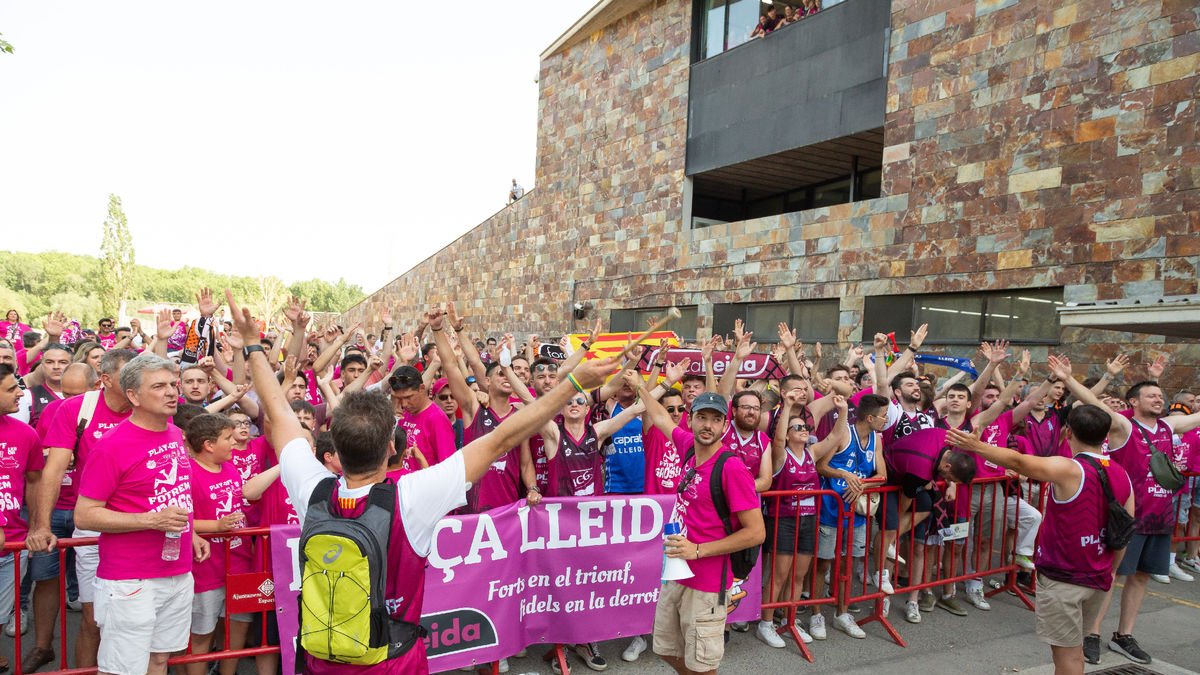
[714,299,839,344]
[863,289,1064,345]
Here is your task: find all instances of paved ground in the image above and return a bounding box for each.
[492,574,1200,675]
[3,573,1196,674]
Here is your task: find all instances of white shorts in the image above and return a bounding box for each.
[192,588,225,635]
[72,527,100,604]
[95,573,193,675]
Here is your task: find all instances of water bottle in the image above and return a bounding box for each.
[662,522,694,582]
[162,530,182,562]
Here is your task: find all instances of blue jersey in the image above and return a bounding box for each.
[820,429,878,527]
[604,402,645,493]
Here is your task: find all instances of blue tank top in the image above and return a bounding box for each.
[604,402,645,493]
[820,429,877,527]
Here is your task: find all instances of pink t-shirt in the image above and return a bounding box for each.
[35,397,67,440]
[190,458,250,593]
[0,416,45,540]
[722,426,770,481]
[643,426,684,495]
[78,420,194,580]
[1183,429,1200,474]
[42,390,132,510]
[974,410,1013,479]
[669,427,760,594]
[399,403,458,466]
[1109,414,1176,535]
[254,478,299,527]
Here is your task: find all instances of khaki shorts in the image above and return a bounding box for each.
[652,581,728,672]
[1035,576,1107,647]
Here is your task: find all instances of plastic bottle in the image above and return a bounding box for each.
[162,530,182,561]
[662,522,694,581]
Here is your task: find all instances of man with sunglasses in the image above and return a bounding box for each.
[389,366,458,467]
[96,318,116,350]
[655,391,764,674]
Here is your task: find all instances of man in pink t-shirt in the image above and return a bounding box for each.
[75,353,210,675]
[654,392,763,674]
[390,366,458,466]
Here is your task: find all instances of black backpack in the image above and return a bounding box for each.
[1077,455,1135,551]
[680,449,760,604]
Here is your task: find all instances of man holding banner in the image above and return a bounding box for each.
[224,292,620,674]
[655,391,765,674]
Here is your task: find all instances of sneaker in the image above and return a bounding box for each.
[809,613,827,640]
[965,588,991,611]
[574,643,607,672]
[1083,633,1101,665]
[886,544,906,565]
[918,590,936,612]
[498,658,509,674]
[1180,556,1200,574]
[66,597,82,612]
[792,620,814,644]
[621,636,646,662]
[882,597,890,618]
[550,657,566,675]
[833,612,866,639]
[936,595,968,617]
[1015,571,1037,596]
[4,610,27,637]
[1108,632,1151,664]
[730,621,750,633]
[904,600,921,624]
[1014,554,1036,571]
[875,570,894,595]
[756,621,786,648]
[1150,573,1170,584]
[1168,562,1195,582]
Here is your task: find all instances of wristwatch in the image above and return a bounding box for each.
[243,344,267,359]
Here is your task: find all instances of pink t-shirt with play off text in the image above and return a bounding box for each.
[669,427,760,594]
[79,420,195,581]
[190,458,252,593]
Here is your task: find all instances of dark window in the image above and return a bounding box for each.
[610,306,699,343]
[713,299,839,343]
[862,289,1063,345]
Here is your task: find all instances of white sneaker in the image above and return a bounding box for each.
[876,569,894,595]
[4,610,27,637]
[886,544,906,565]
[965,588,991,611]
[792,621,814,644]
[1168,562,1195,582]
[498,658,509,674]
[66,597,82,612]
[621,635,646,662]
[809,613,827,640]
[756,621,786,648]
[1151,573,1171,584]
[882,597,891,618]
[1180,556,1200,574]
[834,612,866,639]
[905,600,922,624]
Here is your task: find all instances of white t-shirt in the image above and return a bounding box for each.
[278,437,468,556]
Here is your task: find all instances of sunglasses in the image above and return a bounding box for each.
[568,396,588,406]
[533,364,558,373]
[789,423,810,432]
[678,466,699,493]
[665,406,685,413]
[437,393,454,401]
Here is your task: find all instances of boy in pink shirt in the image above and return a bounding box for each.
[75,353,211,675]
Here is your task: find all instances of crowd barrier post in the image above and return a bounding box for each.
[846,480,904,647]
[759,488,846,662]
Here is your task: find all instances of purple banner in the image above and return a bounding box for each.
[637,347,786,380]
[271,496,761,672]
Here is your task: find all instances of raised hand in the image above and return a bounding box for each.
[426,305,446,332]
[380,308,393,329]
[368,355,384,372]
[1017,349,1031,376]
[620,369,644,391]
[572,355,621,390]
[987,339,1011,364]
[776,322,797,350]
[733,318,746,344]
[664,357,692,384]
[229,383,251,401]
[735,331,756,359]
[323,324,340,344]
[44,311,65,338]
[198,356,216,373]
[847,344,865,364]
[873,332,889,352]
[831,393,847,413]
[814,342,823,361]
[156,308,175,340]
[196,287,220,318]
[701,336,716,363]
[588,318,602,346]
[1147,354,1168,381]
[445,303,465,332]
[529,334,541,355]
[1046,354,1073,382]
[398,333,420,363]
[282,355,300,385]
[1105,352,1130,377]
[910,323,929,351]
[283,296,307,329]
[225,327,244,350]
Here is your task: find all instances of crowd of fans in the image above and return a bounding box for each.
[750,1,822,39]
[0,290,1196,675]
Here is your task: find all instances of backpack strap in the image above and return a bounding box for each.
[308,475,338,510]
[1076,455,1115,504]
[74,390,101,453]
[709,451,736,606]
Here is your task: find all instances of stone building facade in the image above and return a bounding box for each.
[344,0,1199,390]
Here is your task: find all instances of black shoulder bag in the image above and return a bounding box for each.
[1077,455,1134,550]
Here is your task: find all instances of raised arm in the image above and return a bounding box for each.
[886,323,928,381]
[777,323,804,377]
[1091,353,1129,397]
[1047,354,1131,442]
[700,336,718,392]
[446,303,487,383]
[152,308,173,357]
[636,376,681,438]
[431,304,479,421]
[242,465,282,501]
[719,324,755,399]
[227,290,307,450]
[946,428,1078,486]
[872,333,890,398]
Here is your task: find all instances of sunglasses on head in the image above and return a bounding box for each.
[665,405,685,413]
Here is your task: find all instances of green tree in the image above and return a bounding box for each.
[97,194,136,317]
[0,34,12,55]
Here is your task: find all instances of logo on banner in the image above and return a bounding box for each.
[420,609,499,658]
[258,579,275,597]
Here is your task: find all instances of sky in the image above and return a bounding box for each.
[0,1,595,293]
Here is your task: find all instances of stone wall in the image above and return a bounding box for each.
[345,0,1198,390]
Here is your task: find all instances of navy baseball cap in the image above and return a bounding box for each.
[691,392,728,417]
